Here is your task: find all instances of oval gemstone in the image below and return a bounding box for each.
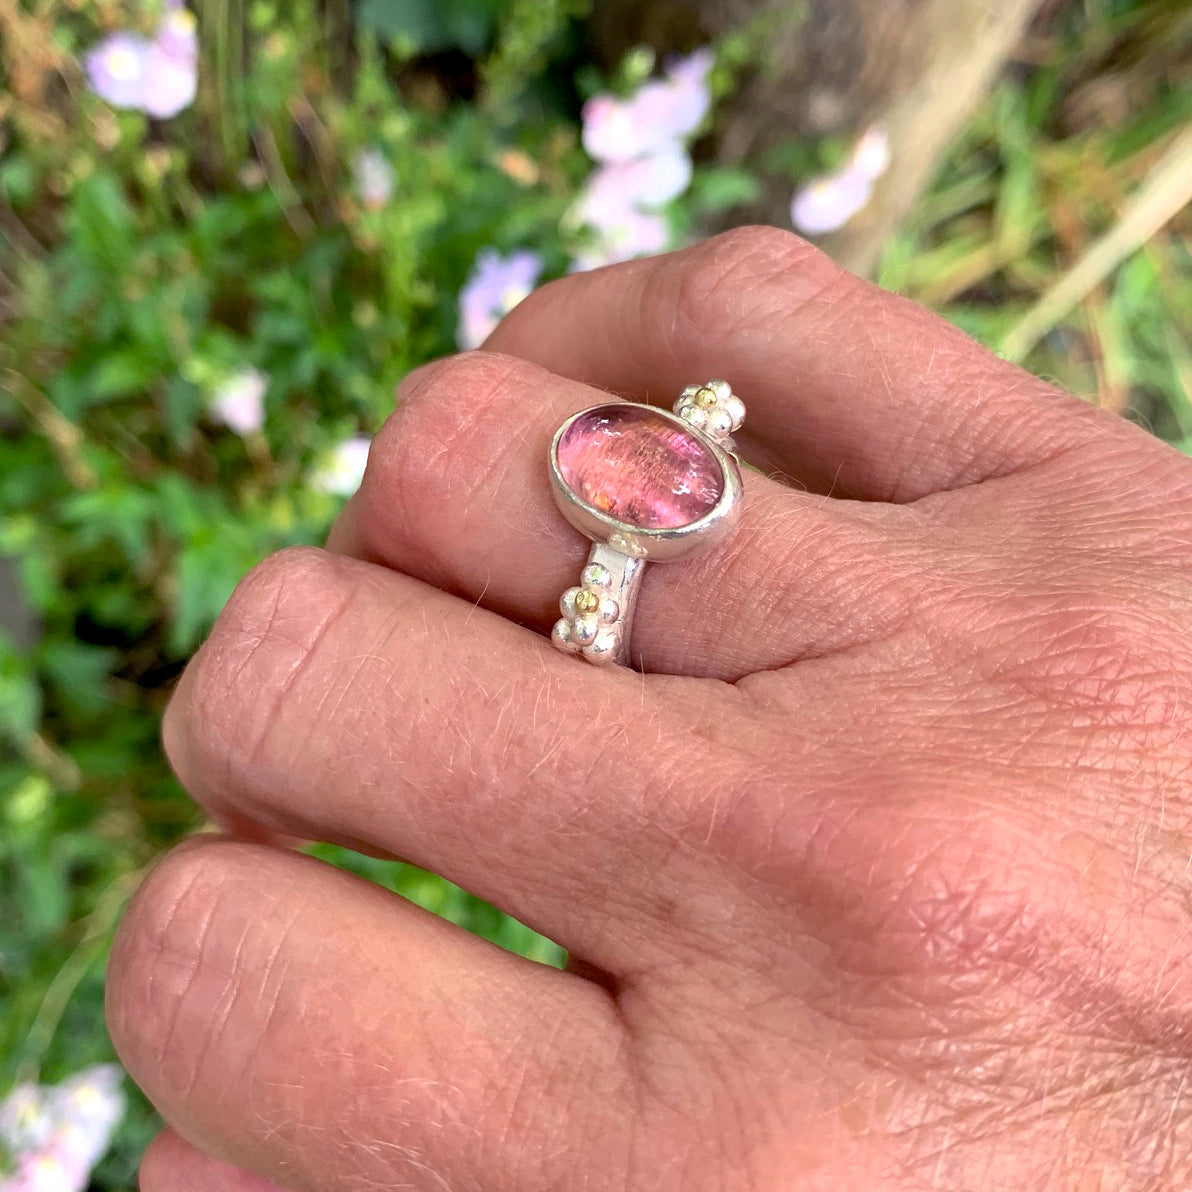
[556,404,724,530]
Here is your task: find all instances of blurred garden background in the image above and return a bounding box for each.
[1,0,1190,1186]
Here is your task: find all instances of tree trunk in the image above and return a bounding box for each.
[588,0,1045,277]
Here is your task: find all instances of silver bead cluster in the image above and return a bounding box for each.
[673,379,746,444]
[551,562,621,663]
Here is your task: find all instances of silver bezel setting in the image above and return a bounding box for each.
[548,401,743,563]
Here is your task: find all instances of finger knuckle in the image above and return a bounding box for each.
[106,839,259,1101]
[389,350,541,445]
[661,225,845,342]
[366,351,543,527]
[165,547,353,806]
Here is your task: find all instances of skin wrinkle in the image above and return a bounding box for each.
[183,907,258,1103]
[201,561,635,912]
[148,874,227,1091]
[176,550,361,808]
[600,235,855,487]
[724,739,1182,1068]
[222,906,306,1104]
[375,354,563,601]
[200,572,290,820]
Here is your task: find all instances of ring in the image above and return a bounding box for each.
[548,380,746,666]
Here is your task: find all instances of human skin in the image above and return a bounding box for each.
[107,227,1192,1190]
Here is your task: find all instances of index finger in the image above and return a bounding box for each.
[485,227,1117,502]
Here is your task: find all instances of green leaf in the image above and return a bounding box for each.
[66,173,136,266]
[0,155,37,209]
[0,636,40,745]
[89,350,160,401]
[689,167,762,214]
[356,0,507,53]
[14,849,71,935]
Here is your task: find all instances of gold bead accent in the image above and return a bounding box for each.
[694,386,719,408]
[575,588,599,614]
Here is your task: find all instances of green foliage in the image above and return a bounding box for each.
[0,1,587,1183]
[878,0,1192,424]
[358,0,513,54]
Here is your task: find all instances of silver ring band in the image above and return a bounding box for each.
[548,381,746,667]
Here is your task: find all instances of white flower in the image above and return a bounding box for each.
[791,168,875,235]
[0,1066,125,1192]
[851,125,891,181]
[209,368,267,436]
[312,436,371,496]
[0,1083,53,1154]
[353,147,395,209]
[456,249,543,351]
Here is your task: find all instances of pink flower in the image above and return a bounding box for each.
[568,147,686,271]
[312,436,372,497]
[457,249,543,350]
[570,208,669,273]
[583,142,693,213]
[580,48,713,163]
[790,124,891,235]
[84,34,152,110]
[85,6,197,119]
[6,1148,89,1192]
[665,47,715,98]
[209,368,267,436]
[581,94,654,164]
[569,49,712,272]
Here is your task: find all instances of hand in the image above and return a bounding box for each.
[108,227,1192,1191]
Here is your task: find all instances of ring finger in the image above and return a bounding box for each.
[328,351,925,679]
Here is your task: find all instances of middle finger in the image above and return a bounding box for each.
[164,546,769,968]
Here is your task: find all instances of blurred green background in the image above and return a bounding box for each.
[1,0,1189,1186]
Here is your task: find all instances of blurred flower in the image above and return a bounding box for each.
[665,47,715,99]
[141,9,199,119]
[790,167,875,235]
[570,49,712,272]
[851,125,891,181]
[312,436,371,497]
[353,147,395,210]
[580,94,654,164]
[209,368,267,436]
[85,6,198,119]
[569,208,669,272]
[457,249,543,350]
[6,1149,86,1192]
[790,124,891,236]
[85,34,152,110]
[582,142,693,214]
[0,1085,52,1155]
[1,1066,125,1192]
[580,48,713,163]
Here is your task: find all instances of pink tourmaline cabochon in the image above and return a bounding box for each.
[555,404,725,530]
